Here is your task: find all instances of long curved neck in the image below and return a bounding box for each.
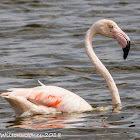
[85,24,122,108]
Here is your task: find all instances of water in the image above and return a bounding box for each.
[0,0,140,139]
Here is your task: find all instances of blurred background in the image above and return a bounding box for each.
[0,0,140,140]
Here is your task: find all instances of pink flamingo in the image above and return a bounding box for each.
[1,19,130,116]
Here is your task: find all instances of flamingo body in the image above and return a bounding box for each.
[1,81,92,116]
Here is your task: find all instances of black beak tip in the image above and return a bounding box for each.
[123,41,130,60]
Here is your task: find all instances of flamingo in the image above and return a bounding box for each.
[1,19,130,116]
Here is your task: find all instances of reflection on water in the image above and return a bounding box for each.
[0,0,140,139]
[7,113,88,130]
[4,112,120,130]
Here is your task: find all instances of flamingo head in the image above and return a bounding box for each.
[94,19,130,59]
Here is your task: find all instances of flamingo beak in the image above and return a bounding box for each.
[123,40,130,59]
[111,27,130,59]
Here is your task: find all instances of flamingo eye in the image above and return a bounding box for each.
[109,25,113,28]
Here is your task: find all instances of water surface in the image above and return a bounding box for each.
[0,0,140,139]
